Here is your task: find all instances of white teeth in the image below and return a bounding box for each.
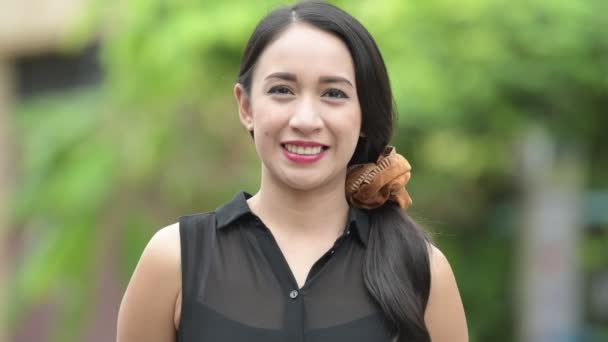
[284,144,323,155]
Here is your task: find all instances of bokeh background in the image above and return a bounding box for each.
[1,0,607,341]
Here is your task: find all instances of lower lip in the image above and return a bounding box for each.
[281,145,327,163]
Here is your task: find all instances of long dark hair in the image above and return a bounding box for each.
[236,1,432,340]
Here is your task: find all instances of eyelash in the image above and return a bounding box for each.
[267,86,349,99]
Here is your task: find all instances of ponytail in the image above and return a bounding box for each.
[363,202,432,341]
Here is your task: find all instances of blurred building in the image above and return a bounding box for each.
[0,1,101,341]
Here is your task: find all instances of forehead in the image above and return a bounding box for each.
[253,23,355,82]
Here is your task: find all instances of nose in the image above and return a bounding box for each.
[288,95,323,134]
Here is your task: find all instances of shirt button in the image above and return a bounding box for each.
[289,290,299,299]
[346,229,351,235]
[330,250,335,255]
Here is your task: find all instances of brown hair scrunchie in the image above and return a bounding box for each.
[345,145,413,210]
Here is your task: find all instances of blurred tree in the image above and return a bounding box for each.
[8,0,608,341]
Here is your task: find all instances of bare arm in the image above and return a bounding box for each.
[117,223,181,342]
[424,245,469,341]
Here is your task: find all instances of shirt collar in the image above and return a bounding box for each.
[215,191,370,247]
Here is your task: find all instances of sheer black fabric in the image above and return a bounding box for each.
[177,191,393,341]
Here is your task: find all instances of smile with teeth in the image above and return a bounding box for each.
[282,144,327,155]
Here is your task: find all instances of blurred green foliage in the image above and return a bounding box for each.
[9,0,608,341]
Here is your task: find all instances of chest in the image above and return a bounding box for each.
[272,234,340,289]
[178,224,394,341]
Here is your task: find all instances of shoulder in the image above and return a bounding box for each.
[424,244,469,342]
[427,244,455,284]
[117,222,181,341]
[127,221,181,285]
[150,222,181,249]
[137,222,181,271]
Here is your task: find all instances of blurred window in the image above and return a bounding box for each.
[15,43,101,97]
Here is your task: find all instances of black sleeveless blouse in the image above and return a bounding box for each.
[177,191,394,341]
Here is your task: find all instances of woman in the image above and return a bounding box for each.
[117,1,468,341]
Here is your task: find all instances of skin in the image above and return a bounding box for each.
[116,23,468,342]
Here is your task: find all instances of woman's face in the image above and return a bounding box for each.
[235,23,362,192]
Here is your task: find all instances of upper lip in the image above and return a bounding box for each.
[281,140,329,147]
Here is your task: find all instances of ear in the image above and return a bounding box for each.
[234,83,254,132]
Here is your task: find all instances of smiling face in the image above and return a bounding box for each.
[234,22,363,192]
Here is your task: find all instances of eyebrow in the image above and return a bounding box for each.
[264,72,353,87]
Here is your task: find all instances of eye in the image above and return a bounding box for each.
[324,88,349,99]
[267,86,294,95]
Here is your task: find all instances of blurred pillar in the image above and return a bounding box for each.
[0,58,15,342]
[518,126,584,342]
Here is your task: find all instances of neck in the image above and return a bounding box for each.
[247,168,350,239]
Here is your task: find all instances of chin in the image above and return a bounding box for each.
[262,157,347,192]
[282,176,324,191]
[280,170,342,193]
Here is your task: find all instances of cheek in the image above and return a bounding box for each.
[342,107,363,135]
[250,101,277,133]
[341,100,362,127]
[250,104,285,148]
